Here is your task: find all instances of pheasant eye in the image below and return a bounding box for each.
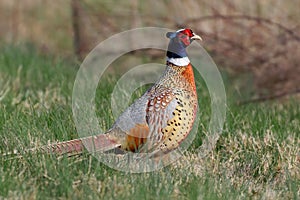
[179,34,187,39]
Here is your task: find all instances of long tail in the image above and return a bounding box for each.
[3,134,121,158]
[41,134,121,155]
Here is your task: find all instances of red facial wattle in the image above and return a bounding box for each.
[178,33,191,46]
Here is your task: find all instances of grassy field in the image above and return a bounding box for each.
[0,45,299,199]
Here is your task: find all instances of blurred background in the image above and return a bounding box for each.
[1,0,299,102]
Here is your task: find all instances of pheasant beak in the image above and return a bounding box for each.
[191,34,202,41]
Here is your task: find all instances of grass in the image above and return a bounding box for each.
[0,45,299,199]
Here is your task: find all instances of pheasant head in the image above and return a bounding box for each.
[166,28,202,66]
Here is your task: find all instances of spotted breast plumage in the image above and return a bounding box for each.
[37,28,202,156]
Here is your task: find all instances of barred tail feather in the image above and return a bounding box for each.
[40,134,121,155]
[2,134,121,159]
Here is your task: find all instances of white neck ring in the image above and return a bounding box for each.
[166,57,190,66]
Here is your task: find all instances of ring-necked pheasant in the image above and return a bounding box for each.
[32,28,202,157]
